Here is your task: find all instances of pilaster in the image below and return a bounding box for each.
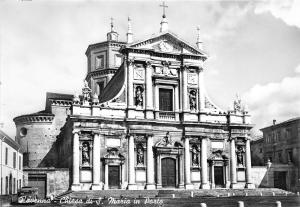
[201,137,209,189]
[71,130,81,191]
[229,137,238,189]
[184,137,193,189]
[127,134,137,190]
[145,61,154,119]
[245,137,255,189]
[146,135,155,189]
[91,132,102,190]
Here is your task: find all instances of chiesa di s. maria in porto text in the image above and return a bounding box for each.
[13,6,255,196]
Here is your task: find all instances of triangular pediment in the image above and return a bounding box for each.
[127,32,207,57]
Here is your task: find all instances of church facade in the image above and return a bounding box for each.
[14,14,254,195]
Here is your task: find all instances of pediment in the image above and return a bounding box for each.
[128,32,206,57]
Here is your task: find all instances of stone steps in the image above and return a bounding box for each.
[54,188,294,200]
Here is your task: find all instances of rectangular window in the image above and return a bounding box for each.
[19,179,21,189]
[96,55,104,69]
[5,148,8,165]
[13,178,15,194]
[5,176,8,194]
[19,156,22,170]
[159,88,173,111]
[98,81,105,96]
[115,55,122,67]
[288,150,293,163]
[1,177,2,194]
[13,152,16,168]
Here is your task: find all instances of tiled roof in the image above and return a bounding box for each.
[260,117,300,131]
[0,129,22,152]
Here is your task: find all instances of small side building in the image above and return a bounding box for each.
[259,118,300,192]
[0,130,24,195]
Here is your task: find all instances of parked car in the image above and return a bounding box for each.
[16,186,39,204]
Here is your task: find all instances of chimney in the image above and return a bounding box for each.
[273,119,276,125]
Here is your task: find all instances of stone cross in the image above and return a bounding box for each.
[160,1,168,17]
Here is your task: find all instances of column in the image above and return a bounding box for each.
[230,138,238,188]
[92,133,102,190]
[104,163,108,190]
[201,138,209,189]
[245,138,255,188]
[184,137,193,189]
[198,68,205,111]
[179,154,185,188]
[146,135,155,189]
[71,130,81,191]
[182,66,188,112]
[174,85,179,121]
[127,59,134,108]
[128,135,137,189]
[225,161,230,188]
[154,84,159,119]
[146,62,154,119]
[156,154,162,189]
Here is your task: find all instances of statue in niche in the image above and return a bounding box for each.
[189,90,197,111]
[82,142,90,166]
[236,145,245,166]
[135,86,144,107]
[192,145,199,166]
[137,145,144,165]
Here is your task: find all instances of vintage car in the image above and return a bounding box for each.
[16,186,39,204]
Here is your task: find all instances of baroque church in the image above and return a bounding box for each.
[13,9,255,197]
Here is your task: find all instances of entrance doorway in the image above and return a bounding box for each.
[162,158,176,187]
[214,166,224,187]
[28,174,46,198]
[274,171,287,190]
[108,166,120,188]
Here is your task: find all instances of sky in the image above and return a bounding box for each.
[0,0,300,138]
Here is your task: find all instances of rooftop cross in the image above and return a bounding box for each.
[110,17,114,32]
[160,1,168,18]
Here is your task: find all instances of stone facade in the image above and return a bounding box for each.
[256,118,300,192]
[13,14,255,195]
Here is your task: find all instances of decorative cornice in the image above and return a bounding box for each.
[86,69,117,80]
[50,99,73,107]
[14,114,54,124]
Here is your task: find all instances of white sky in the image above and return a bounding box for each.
[1,0,300,138]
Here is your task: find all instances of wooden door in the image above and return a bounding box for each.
[162,158,176,187]
[108,166,120,188]
[274,171,287,190]
[214,166,224,187]
[28,175,46,198]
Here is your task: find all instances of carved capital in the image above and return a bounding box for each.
[128,58,135,66]
[145,61,152,68]
[72,129,81,134]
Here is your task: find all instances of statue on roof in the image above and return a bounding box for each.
[233,94,242,112]
[82,80,92,103]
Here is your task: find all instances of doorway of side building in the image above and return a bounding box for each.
[28,174,46,198]
[162,158,176,188]
[214,166,224,187]
[108,166,120,189]
[274,171,287,190]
